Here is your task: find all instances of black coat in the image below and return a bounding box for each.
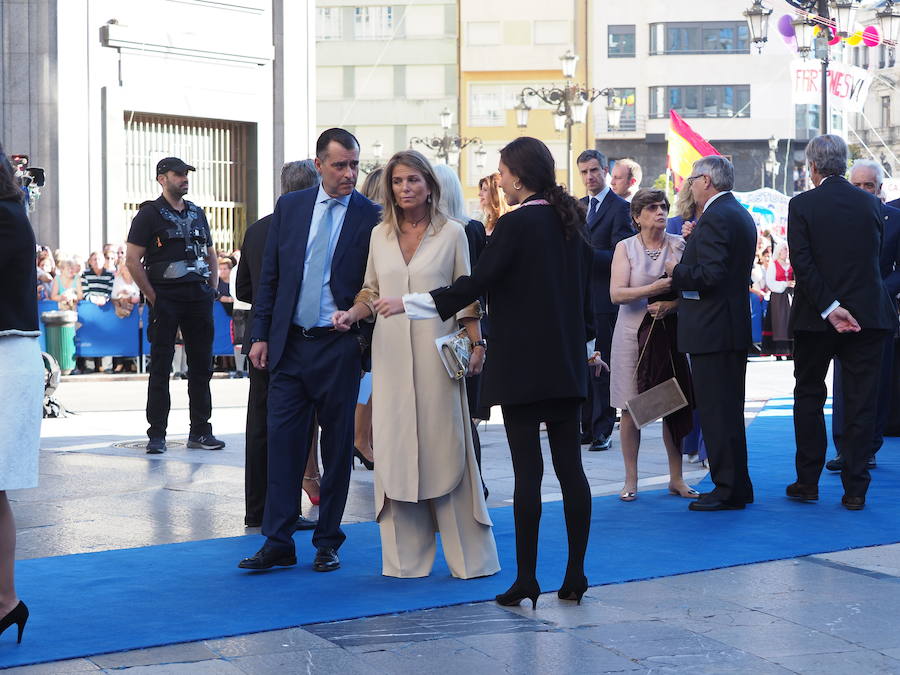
[431,195,593,407]
[671,192,757,354]
[235,214,271,355]
[0,198,38,335]
[581,190,634,315]
[788,176,896,332]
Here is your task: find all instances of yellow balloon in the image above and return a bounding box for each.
[813,25,822,36]
[846,31,863,46]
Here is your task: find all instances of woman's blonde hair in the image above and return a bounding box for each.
[478,172,510,231]
[673,183,697,220]
[379,150,447,236]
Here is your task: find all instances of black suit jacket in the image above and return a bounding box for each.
[582,190,634,314]
[250,187,380,370]
[671,192,757,354]
[235,214,271,355]
[787,176,895,332]
[431,195,593,406]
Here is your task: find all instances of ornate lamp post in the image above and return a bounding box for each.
[360,140,384,174]
[513,50,622,189]
[764,136,781,188]
[877,0,900,50]
[409,107,485,172]
[745,1,862,135]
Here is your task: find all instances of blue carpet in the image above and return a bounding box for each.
[4,398,900,667]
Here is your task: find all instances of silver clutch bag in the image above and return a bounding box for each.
[435,328,471,380]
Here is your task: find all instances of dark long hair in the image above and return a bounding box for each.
[0,143,23,202]
[499,137,585,239]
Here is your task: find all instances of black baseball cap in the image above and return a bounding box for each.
[156,157,196,175]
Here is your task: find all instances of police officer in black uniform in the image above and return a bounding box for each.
[125,157,226,454]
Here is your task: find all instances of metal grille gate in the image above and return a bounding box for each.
[123,112,251,252]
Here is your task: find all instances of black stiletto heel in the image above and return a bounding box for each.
[353,448,374,470]
[557,575,588,605]
[495,579,541,609]
[0,601,28,643]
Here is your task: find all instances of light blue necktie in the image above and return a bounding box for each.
[297,199,337,328]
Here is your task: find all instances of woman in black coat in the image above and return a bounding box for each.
[375,137,603,607]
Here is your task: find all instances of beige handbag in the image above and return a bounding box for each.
[625,317,688,429]
[435,328,472,380]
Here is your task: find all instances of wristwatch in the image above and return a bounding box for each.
[472,339,487,350]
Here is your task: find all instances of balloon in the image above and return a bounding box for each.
[846,30,863,46]
[827,26,841,46]
[863,25,880,47]
[778,14,795,38]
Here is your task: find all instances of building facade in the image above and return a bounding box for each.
[458,0,590,208]
[315,1,459,175]
[590,0,803,194]
[1,0,315,253]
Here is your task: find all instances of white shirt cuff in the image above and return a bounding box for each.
[403,292,439,320]
[821,300,840,319]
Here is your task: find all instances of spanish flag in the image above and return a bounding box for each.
[667,110,720,191]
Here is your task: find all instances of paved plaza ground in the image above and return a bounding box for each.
[7,358,900,674]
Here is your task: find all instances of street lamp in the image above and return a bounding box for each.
[744,0,774,51]
[830,0,859,37]
[792,16,817,57]
[764,135,781,188]
[514,51,618,189]
[360,139,384,174]
[877,0,900,48]
[410,109,483,171]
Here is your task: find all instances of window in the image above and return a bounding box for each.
[608,25,635,57]
[650,85,750,118]
[468,82,559,127]
[611,88,636,131]
[354,6,393,40]
[650,22,750,55]
[534,20,569,45]
[405,6,445,38]
[467,21,501,45]
[882,96,892,129]
[316,7,342,41]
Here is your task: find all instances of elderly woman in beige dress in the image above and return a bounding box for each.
[609,188,698,502]
[333,150,499,579]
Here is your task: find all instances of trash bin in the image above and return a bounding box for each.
[41,310,78,375]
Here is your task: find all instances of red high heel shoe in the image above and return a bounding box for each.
[303,474,320,506]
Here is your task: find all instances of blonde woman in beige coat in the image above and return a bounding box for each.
[333,150,500,579]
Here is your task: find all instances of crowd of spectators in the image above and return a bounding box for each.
[34,241,245,375]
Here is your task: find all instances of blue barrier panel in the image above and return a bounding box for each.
[74,301,141,357]
[37,300,57,353]
[140,301,234,357]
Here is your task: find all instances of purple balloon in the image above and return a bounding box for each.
[778,14,795,38]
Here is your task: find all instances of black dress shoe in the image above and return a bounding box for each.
[688,499,745,511]
[825,455,844,472]
[786,482,819,501]
[295,516,318,531]
[238,544,297,570]
[313,547,340,572]
[842,495,865,510]
[589,434,612,452]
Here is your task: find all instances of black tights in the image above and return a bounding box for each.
[501,400,591,585]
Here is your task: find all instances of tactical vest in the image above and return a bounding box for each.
[144,200,211,282]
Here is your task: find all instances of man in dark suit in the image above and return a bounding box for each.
[239,129,380,571]
[827,159,900,473]
[785,135,896,510]
[235,159,320,530]
[577,149,634,452]
[666,155,757,511]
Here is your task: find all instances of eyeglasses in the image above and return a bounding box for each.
[686,174,707,185]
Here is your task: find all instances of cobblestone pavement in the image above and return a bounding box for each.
[10,358,900,674]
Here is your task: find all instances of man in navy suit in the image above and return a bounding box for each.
[827,159,900,473]
[577,149,634,452]
[239,129,380,571]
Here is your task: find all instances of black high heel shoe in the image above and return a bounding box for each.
[495,579,541,609]
[0,601,28,643]
[353,448,374,470]
[557,575,588,605]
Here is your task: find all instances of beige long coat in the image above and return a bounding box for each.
[357,217,492,528]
